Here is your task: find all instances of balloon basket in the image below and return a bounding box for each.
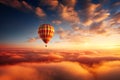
[45,45,47,47]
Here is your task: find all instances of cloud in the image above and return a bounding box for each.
[56,27,70,39]
[0,49,120,66]
[93,61,120,80]
[0,65,39,80]
[52,20,62,25]
[79,2,100,26]
[0,49,120,80]
[27,37,39,42]
[0,62,93,80]
[58,4,80,23]
[0,0,33,11]
[28,38,36,42]
[90,22,108,35]
[112,1,120,7]
[39,0,59,10]
[56,26,90,43]
[93,10,110,23]
[0,60,120,80]
[22,1,33,10]
[0,0,47,18]
[71,23,83,31]
[56,0,112,42]
[0,0,22,9]
[57,3,83,42]
[35,7,46,17]
[79,2,110,26]
[47,53,63,60]
[111,12,120,24]
[61,0,77,7]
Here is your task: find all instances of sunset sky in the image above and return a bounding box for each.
[0,0,120,50]
[0,1,120,80]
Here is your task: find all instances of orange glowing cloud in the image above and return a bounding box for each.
[59,4,80,23]
[35,7,46,17]
[0,49,120,65]
[0,61,120,80]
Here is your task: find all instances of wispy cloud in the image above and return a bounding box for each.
[0,0,47,17]
[111,12,120,25]
[22,1,33,10]
[58,4,80,23]
[27,37,39,43]
[35,7,46,17]
[0,0,22,9]
[0,0,33,11]
[39,0,59,10]
[52,20,62,25]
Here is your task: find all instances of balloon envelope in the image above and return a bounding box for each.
[38,24,54,44]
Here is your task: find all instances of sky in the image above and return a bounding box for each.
[0,1,120,80]
[0,0,120,50]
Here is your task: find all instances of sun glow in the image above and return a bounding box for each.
[84,42,89,46]
[65,34,120,50]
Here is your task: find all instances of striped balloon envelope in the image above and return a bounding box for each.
[38,24,54,47]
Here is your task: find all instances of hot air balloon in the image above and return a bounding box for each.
[38,24,54,47]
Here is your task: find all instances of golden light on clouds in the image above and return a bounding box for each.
[46,33,120,50]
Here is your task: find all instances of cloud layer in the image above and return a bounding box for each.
[0,49,120,80]
[0,49,120,65]
[0,59,120,80]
